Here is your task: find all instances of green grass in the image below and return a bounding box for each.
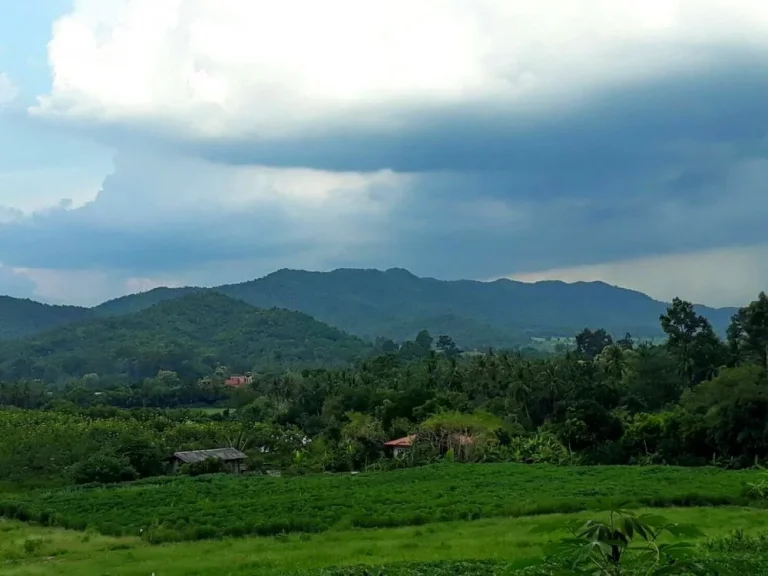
[0,463,762,542]
[1,507,767,575]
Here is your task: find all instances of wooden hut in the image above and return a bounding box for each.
[171,448,247,474]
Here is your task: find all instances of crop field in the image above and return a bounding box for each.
[0,463,761,543]
[1,508,767,575]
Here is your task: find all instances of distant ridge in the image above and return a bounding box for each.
[0,296,89,339]
[0,267,742,348]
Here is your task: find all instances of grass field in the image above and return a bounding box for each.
[2,507,767,575]
[1,464,760,542]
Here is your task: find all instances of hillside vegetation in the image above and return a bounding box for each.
[0,293,767,574]
[97,268,738,348]
[0,296,89,340]
[0,291,369,382]
[0,268,738,348]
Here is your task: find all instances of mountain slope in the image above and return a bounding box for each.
[0,291,370,382]
[92,286,204,317]
[0,296,90,340]
[219,269,737,344]
[89,268,739,348]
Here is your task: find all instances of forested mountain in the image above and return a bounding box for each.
[0,296,89,340]
[0,291,370,383]
[96,268,738,348]
[0,268,740,348]
[93,286,204,317]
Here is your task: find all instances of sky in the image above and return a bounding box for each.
[0,0,767,307]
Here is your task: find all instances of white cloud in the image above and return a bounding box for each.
[0,264,36,299]
[0,73,18,107]
[11,266,175,306]
[0,165,107,217]
[77,151,409,234]
[33,0,768,140]
[509,244,768,308]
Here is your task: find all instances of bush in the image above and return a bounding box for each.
[70,450,138,485]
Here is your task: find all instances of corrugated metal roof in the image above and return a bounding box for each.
[173,447,247,464]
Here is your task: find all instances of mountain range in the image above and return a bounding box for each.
[0,268,741,350]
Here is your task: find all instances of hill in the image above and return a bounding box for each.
[0,291,370,382]
[1,268,741,349]
[94,268,737,348]
[92,286,205,317]
[0,296,89,340]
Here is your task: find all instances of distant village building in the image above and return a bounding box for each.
[225,374,253,388]
[171,448,247,474]
[383,433,475,458]
[383,435,416,457]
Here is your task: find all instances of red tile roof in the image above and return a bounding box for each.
[383,434,416,448]
[225,375,252,387]
[383,433,475,448]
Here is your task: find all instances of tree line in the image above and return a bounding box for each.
[0,292,766,486]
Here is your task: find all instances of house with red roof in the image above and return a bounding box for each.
[383,434,417,457]
[225,374,253,388]
[383,433,474,457]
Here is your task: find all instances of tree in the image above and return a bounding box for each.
[415,330,434,351]
[575,328,613,360]
[617,333,635,351]
[727,292,768,371]
[682,364,768,466]
[340,412,386,470]
[71,450,138,485]
[418,411,501,461]
[436,335,462,358]
[660,298,724,386]
[622,345,685,412]
[596,345,629,383]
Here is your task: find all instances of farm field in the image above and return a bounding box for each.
[2,507,768,575]
[1,463,762,543]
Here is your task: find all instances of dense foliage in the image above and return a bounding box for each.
[0,292,766,489]
[0,463,758,542]
[0,289,767,574]
[0,292,370,382]
[0,408,246,487]
[0,296,89,340]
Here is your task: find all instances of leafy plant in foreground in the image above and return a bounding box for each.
[744,471,768,499]
[541,510,713,575]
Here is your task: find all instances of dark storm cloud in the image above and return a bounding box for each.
[186,49,768,180]
[1,48,767,283]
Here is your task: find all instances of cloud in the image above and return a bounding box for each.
[509,244,768,308]
[0,73,18,107]
[10,266,173,306]
[0,265,37,299]
[33,1,768,167]
[0,150,410,275]
[4,0,766,306]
